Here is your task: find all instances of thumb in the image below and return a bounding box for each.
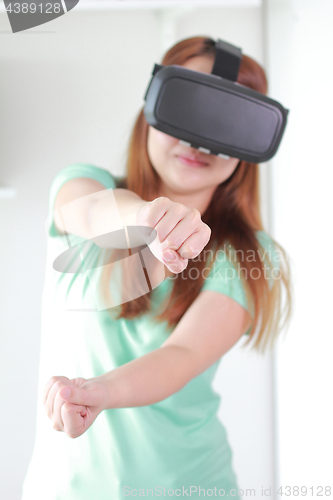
[59,386,101,407]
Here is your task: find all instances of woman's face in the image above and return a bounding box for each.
[147,55,240,201]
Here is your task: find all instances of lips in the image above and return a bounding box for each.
[176,155,209,167]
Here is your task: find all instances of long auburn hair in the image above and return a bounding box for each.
[100,36,292,354]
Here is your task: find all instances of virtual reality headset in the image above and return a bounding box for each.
[143,39,289,163]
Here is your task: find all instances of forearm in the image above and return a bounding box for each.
[93,345,198,409]
[88,188,148,248]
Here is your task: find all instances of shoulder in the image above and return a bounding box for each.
[255,230,275,249]
[206,230,277,269]
[255,230,281,267]
[199,230,280,312]
[50,163,122,191]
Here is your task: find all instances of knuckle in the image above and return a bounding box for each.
[203,229,211,246]
[154,196,169,206]
[50,375,66,386]
[202,222,211,235]
[52,421,60,431]
[206,225,212,238]
[174,203,188,215]
[65,404,76,415]
[185,208,199,221]
[191,208,201,220]
[53,380,64,391]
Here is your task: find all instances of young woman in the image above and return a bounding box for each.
[21,36,292,500]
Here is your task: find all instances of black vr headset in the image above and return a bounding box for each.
[143,39,289,163]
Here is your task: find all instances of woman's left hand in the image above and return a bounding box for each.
[43,376,108,439]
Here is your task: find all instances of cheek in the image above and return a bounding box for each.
[158,131,179,149]
[149,128,177,151]
[147,127,179,170]
[214,158,240,181]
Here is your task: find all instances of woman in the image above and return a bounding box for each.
[21,36,292,500]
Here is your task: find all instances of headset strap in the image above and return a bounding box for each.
[212,39,242,81]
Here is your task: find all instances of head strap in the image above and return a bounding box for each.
[211,39,242,81]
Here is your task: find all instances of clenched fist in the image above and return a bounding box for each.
[43,376,108,439]
[136,197,211,273]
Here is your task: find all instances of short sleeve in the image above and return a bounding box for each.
[200,249,250,313]
[47,163,118,239]
[200,231,279,336]
[256,230,282,289]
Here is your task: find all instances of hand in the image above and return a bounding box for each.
[136,197,211,273]
[43,376,108,439]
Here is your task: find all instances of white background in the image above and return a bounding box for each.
[0,0,332,499]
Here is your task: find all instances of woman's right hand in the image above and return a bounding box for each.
[136,197,211,273]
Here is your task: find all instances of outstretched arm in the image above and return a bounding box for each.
[53,177,147,240]
[92,289,251,409]
[45,181,250,437]
[44,290,251,438]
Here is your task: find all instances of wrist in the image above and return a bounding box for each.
[90,372,121,411]
[121,198,148,227]
[89,189,149,249]
[109,188,148,227]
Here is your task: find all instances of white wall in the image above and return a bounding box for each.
[0,4,277,499]
[264,0,333,494]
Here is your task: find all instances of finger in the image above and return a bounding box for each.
[177,223,211,259]
[45,379,68,420]
[136,197,171,229]
[62,403,87,438]
[162,250,189,273]
[151,203,189,244]
[52,389,69,431]
[158,211,202,257]
[58,384,103,408]
[43,376,68,406]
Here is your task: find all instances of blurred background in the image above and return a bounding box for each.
[0,0,332,498]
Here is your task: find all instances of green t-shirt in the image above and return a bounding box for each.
[22,163,277,500]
